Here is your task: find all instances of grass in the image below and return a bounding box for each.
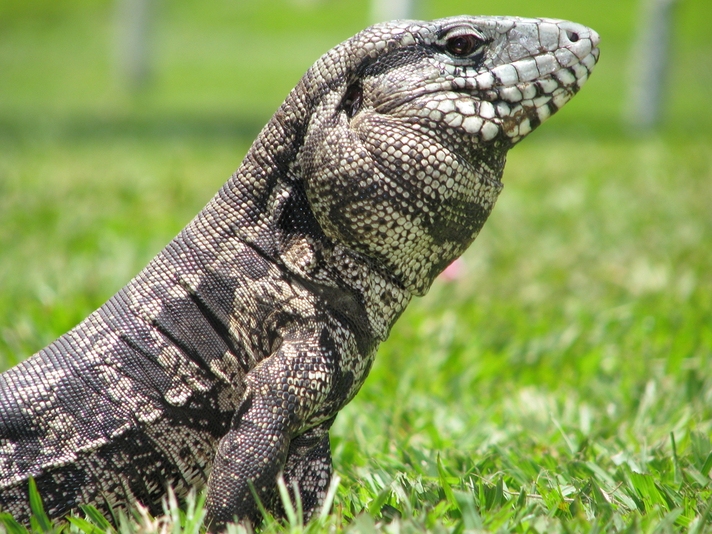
[1,0,711,532]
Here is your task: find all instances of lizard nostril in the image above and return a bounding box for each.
[566,30,580,43]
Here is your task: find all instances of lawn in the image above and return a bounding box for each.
[1,0,711,532]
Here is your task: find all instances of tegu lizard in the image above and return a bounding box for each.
[0,15,599,529]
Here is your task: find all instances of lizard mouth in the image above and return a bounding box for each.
[468,35,600,144]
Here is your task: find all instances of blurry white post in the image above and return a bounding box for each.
[115,0,155,92]
[371,0,418,23]
[624,0,678,130]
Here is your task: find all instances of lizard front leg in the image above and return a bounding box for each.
[270,417,335,522]
[204,327,338,529]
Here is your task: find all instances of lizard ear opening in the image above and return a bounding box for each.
[339,82,363,119]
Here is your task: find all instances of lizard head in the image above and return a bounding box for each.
[296,16,600,296]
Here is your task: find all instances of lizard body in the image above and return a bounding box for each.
[0,16,599,528]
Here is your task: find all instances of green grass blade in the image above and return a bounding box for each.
[276,475,298,528]
[27,478,52,533]
[78,505,112,531]
[0,513,30,534]
[67,516,103,534]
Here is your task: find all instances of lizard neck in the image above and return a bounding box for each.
[186,170,413,346]
[178,93,414,346]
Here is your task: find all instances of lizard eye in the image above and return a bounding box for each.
[445,34,480,57]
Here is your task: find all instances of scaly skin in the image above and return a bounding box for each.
[0,16,599,529]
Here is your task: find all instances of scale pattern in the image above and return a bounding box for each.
[0,15,599,529]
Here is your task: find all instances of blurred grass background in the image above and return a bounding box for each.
[1,0,711,530]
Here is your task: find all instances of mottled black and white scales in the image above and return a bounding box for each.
[0,15,599,529]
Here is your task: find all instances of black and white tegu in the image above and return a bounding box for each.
[0,15,599,529]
